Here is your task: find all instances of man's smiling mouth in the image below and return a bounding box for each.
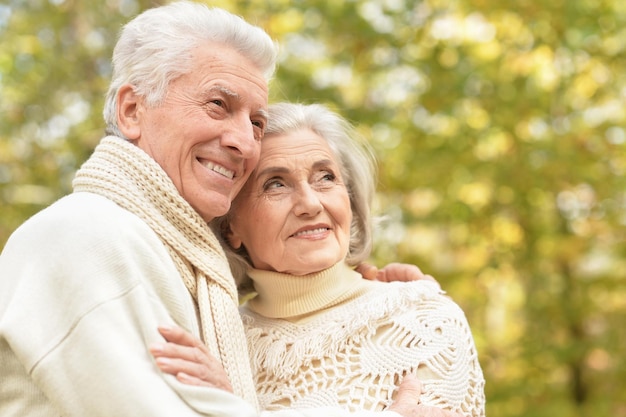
[201,160,235,179]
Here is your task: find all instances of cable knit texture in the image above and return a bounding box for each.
[72,136,258,406]
[241,262,486,416]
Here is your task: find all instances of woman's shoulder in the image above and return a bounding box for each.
[367,279,450,303]
[361,280,470,320]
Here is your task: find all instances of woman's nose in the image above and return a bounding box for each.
[293,184,323,217]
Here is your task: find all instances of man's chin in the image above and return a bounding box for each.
[193,195,231,223]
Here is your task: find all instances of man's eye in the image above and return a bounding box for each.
[251,120,265,141]
[209,99,224,107]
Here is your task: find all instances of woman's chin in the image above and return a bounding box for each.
[283,259,341,276]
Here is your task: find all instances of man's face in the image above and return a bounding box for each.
[131,42,268,222]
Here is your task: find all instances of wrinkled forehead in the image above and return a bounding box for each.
[188,42,269,100]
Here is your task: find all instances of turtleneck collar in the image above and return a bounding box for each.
[245,261,374,320]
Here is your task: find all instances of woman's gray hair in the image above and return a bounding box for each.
[103,1,278,137]
[214,102,378,290]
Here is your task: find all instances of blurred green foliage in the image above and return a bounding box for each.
[1,0,624,416]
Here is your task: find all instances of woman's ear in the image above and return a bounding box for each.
[226,230,243,250]
[221,221,243,250]
[116,84,142,140]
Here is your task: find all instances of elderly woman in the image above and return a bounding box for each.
[155,103,486,417]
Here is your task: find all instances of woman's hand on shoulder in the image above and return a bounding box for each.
[149,325,233,392]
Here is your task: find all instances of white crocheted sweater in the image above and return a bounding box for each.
[240,262,486,417]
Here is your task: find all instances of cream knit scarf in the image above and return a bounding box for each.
[72,136,258,406]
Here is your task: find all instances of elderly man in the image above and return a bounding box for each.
[0,2,432,417]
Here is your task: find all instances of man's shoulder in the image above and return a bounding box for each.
[25,192,151,235]
[45,192,136,221]
[3,192,162,259]
[0,191,179,301]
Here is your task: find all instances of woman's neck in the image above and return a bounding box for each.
[245,262,372,320]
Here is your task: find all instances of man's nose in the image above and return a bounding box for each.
[221,116,258,158]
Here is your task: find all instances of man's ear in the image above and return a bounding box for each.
[116,84,142,140]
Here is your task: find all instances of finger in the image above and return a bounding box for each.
[398,264,425,281]
[176,372,212,387]
[378,263,421,282]
[154,356,210,382]
[153,352,234,393]
[387,374,424,416]
[423,275,442,289]
[151,344,223,378]
[154,354,226,389]
[154,325,213,362]
[177,371,234,393]
[397,374,422,399]
[355,263,379,280]
[157,325,202,348]
[375,269,390,282]
[379,263,439,282]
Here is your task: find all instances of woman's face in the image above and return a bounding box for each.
[227,128,352,275]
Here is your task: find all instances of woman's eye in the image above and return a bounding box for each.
[313,171,339,190]
[263,178,284,191]
[319,172,336,182]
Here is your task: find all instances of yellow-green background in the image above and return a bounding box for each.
[1,1,625,416]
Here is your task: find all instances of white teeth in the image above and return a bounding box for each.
[293,228,328,237]
[204,161,234,179]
